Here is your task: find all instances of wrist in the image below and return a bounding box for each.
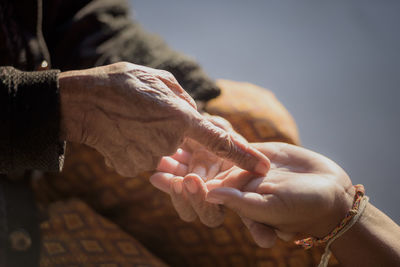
[312,184,356,238]
[58,70,88,143]
[330,203,400,266]
[296,184,366,251]
[330,202,371,248]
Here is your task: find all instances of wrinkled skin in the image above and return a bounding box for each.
[58,62,270,177]
[152,141,355,248]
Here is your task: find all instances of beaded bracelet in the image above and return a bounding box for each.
[294,184,369,267]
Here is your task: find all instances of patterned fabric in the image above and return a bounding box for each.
[39,199,166,266]
[33,80,340,266]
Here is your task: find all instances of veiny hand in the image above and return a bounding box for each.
[58,62,270,177]
[206,142,356,248]
[150,116,242,227]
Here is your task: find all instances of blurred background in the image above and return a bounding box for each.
[131,0,400,223]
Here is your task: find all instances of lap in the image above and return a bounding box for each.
[39,199,167,267]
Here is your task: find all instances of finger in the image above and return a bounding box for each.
[177,90,197,110]
[220,159,234,172]
[206,168,255,191]
[206,187,276,223]
[207,116,247,143]
[186,117,270,175]
[241,217,277,248]
[156,70,197,110]
[206,115,233,131]
[170,148,192,165]
[251,142,320,170]
[188,147,224,181]
[149,172,175,193]
[183,174,225,227]
[191,165,207,179]
[188,148,222,181]
[170,177,197,222]
[206,162,222,180]
[157,157,188,176]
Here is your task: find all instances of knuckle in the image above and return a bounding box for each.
[115,61,132,71]
[160,71,181,87]
[158,70,175,80]
[219,137,250,166]
[209,116,233,131]
[210,131,234,158]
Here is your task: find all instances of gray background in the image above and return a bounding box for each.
[131,0,400,223]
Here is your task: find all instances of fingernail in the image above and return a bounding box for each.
[255,161,269,175]
[206,195,224,205]
[184,179,198,194]
[173,181,182,194]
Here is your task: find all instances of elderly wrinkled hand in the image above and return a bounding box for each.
[205,142,355,248]
[58,62,270,177]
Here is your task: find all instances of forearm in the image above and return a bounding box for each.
[331,203,400,266]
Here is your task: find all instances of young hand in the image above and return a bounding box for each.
[150,116,247,227]
[206,142,355,247]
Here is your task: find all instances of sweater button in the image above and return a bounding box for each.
[37,60,49,71]
[9,229,32,251]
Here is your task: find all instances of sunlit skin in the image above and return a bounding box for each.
[206,143,355,241]
[151,141,355,245]
[150,116,238,227]
[58,62,270,177]
[151,142,400,266]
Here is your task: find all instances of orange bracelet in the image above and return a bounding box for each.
[294,184,365,249]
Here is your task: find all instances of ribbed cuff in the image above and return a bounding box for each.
[0,67,65,173]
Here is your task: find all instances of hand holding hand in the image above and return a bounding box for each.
[150,116,240,227]
[206,142,355,247]
[58,62,270,177]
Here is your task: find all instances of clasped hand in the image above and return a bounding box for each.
[151,136,356,248]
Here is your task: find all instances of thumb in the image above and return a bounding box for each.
[206,187,273,224]
[186,116,270,175]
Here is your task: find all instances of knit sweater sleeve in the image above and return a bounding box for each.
[0,66,64,173]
